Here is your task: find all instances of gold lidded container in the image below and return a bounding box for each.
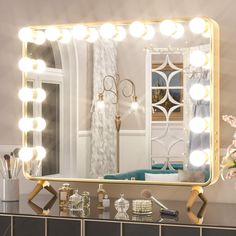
[58,183,73,209]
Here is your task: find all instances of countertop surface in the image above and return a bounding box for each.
[0,194,235,228]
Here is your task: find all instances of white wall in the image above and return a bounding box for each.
[0,0,236,203]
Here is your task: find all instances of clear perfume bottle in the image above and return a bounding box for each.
[114,193,129,213]
[69,190,83,211]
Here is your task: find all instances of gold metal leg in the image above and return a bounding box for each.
[186,186,207,211]
[28,180,57,201]
[187,202,207,225]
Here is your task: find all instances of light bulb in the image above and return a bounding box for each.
[129,21,146,38]
[45,26,60,41]
[18,57,33,72]
[18,27,33,42]
[19,147,33,162]
[72,24,89,40]
[86,28,99,43]
[114,26,127,41]
[18,88,46,102]
[34,59,46,73]
[33,31,46,45]
[189,17,207,34]
[18,118,33,132]
[189,84,208,101]
[160,20,177,36]
[34,88,46,102]
[59,29,72,44]
[97,100,105,110]
[100,23,116,39]
[189,150,208,167]
[190,50,208,67]
[189,117,208,134]
[33,117,46,131]
[131,101,139,110]
[142,25,155,40]
[172,23,184,39]
[18,117,46,132]
[18,88,33,102]
[35,146,46,160]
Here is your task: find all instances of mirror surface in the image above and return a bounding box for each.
[20,18,219,185]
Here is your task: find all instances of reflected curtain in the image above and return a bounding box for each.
[90,39,117,178]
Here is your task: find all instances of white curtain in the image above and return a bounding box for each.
[90,39,118,178]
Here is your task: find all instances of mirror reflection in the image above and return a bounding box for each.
[19,18,215,184]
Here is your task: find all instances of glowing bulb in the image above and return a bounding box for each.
[59,29,72,44]
[33,31,46,45]
[35,146,46,160]
[100,23,116,39]
[72,24,88,40]
[142,25,155,40]
[172,23,184,39]
[34,59,46,73]
[18,117,46,132]
[114,26,127,41]
[33,117,46,131]
[189,17,207,34]
[18,88,46,103]
[18,27,33,42]
[86,28,99,43]
[45,26,60,41]
[18,57,33,72]
[189,84,208,101]
[189,150,208,167]
[190,50,208,67]
[129,21,146,38]
[19,147,33,162]
[18,88,33,102]
[160,20,177,36]
[97,100,105,110]
[189,117,208,134]
[18,118,33,132]
[34,88,46,102]
[131,101,139,110]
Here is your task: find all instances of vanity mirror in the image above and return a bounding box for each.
[18,17,219,195]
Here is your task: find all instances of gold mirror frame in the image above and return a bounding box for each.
[20,16,220,187]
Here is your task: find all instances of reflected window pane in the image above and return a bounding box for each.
[42,83,60,176]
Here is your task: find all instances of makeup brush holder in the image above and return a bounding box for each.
[1,179,19,202]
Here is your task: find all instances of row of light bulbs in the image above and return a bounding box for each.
[18,17,209,45]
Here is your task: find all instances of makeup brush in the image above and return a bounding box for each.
[141,189,179,217]
[4,154,12,179]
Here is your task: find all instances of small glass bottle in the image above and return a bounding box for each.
[114,193,129,213]
[58,183,73,209]
[103,194,110,209]
[97,184,106,209]
[81,191,90,208]
[69,190,82,212]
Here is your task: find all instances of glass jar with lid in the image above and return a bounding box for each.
[114,193,130,213]
[69,190,83,211]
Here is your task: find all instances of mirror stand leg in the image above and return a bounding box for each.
[186,186,207,211]
[28,180,57,201]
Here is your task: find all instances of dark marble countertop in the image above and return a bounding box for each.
[0,194,235,228]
